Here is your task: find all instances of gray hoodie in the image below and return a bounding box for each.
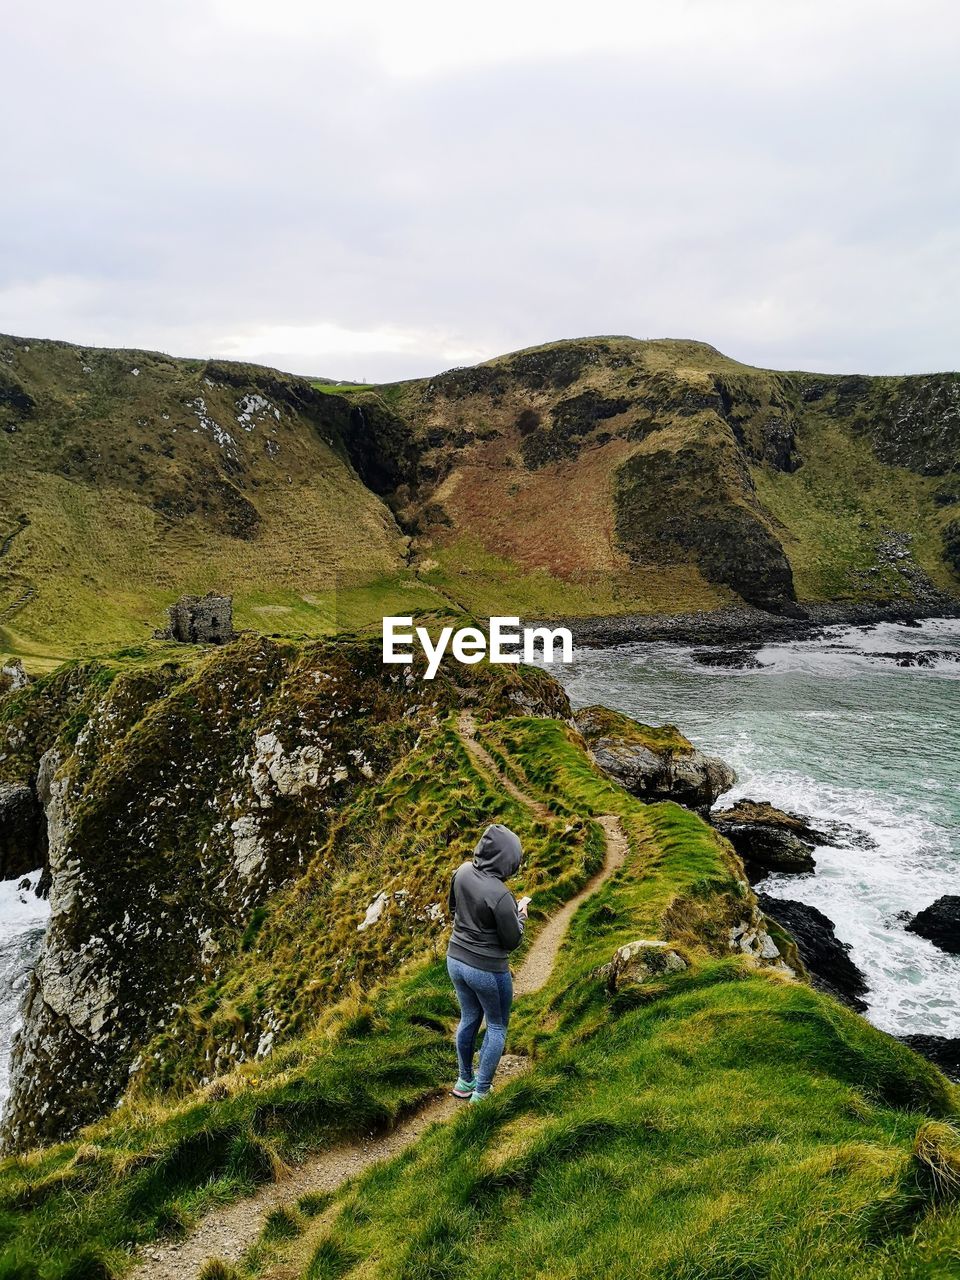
[446,824,524,973]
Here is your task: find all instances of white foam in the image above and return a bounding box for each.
[563,617,960,1041]
[0,871,49,1106]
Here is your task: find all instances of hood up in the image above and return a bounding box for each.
[473,824,522,880]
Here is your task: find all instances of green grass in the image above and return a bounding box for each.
[420,538,731,621]
[1,695,957,1278]
[753,417,959,603]
[289,969,958,1280]
[213,716,960,1280]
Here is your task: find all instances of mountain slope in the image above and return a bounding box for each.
[0,335,441,664]
[350,336,960,618]
[2,333,960,664]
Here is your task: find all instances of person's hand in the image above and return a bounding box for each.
[518,895,531,920]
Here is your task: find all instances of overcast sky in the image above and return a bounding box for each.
[2,0,959,382]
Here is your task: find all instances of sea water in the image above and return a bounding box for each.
[560,618,960,1039]
[0,871,48,1106]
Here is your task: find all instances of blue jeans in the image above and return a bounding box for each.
[446,956,513,1093]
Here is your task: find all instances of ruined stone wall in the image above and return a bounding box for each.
[164,593,234,644]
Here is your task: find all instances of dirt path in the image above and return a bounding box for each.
[456,711,552,820]
[455,713,628,992]
[133,1055,530,1279]
[515,814,627,996]
[130,717,627,1280]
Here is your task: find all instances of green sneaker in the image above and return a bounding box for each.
[452,1077,476,1099]
[470,1089,490,1104]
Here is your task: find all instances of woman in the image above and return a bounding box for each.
[446,823,529,1102]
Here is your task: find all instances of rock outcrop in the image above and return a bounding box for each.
[907,896,960,954]
[0,782,46,880]
[757,894,869,1011]
[899,1034,960,1082]
[691,648,768,669]
[0,637,570,1151]
[711,800,820,880]
[598,939,687,993]
[574,705,735,810]
[0,659,29,694]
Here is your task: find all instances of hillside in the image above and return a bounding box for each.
[0,336,441,667]
[353,336,960,620]
[0,641,957,1278]
[2,333,960,666]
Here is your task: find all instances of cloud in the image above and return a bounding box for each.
[1,0,958,378]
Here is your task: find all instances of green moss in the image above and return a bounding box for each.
[572,704,693,755]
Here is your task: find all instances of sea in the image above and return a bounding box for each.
[559,617,960,1039]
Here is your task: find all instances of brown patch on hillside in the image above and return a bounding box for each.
[434,435,638,577]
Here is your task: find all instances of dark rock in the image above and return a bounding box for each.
[800,381,828,403]
[899,1034,960,1082]
[574,705,735,810]
[816,820,878,852]
[613,443,799,614]
[0,783,47,881]
[871,649,960,668]
[691,648,768,670]
[712,800,820,878]
[944,520,960,576]
[906,896,960,955]
[557,598,960,650]
[757,894,869,1011]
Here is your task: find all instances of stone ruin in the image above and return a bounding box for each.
[159,593,235,644]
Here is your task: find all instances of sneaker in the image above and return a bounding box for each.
[470,1089,490,1103]
[452,1077,476,1099]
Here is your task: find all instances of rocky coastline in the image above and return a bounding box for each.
[556,596,960,649]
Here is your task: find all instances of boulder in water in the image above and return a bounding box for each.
[691,648,768,670]
[871,649,960,668]
[757,893,869,1011]
[574,705,735,811]
[711,799,820,880]
[906,896,960,955]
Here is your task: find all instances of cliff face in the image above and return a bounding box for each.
[0,638,570,1150]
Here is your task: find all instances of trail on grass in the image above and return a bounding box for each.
[131,715,627,1280]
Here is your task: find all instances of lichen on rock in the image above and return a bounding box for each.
[598,939,688,993]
